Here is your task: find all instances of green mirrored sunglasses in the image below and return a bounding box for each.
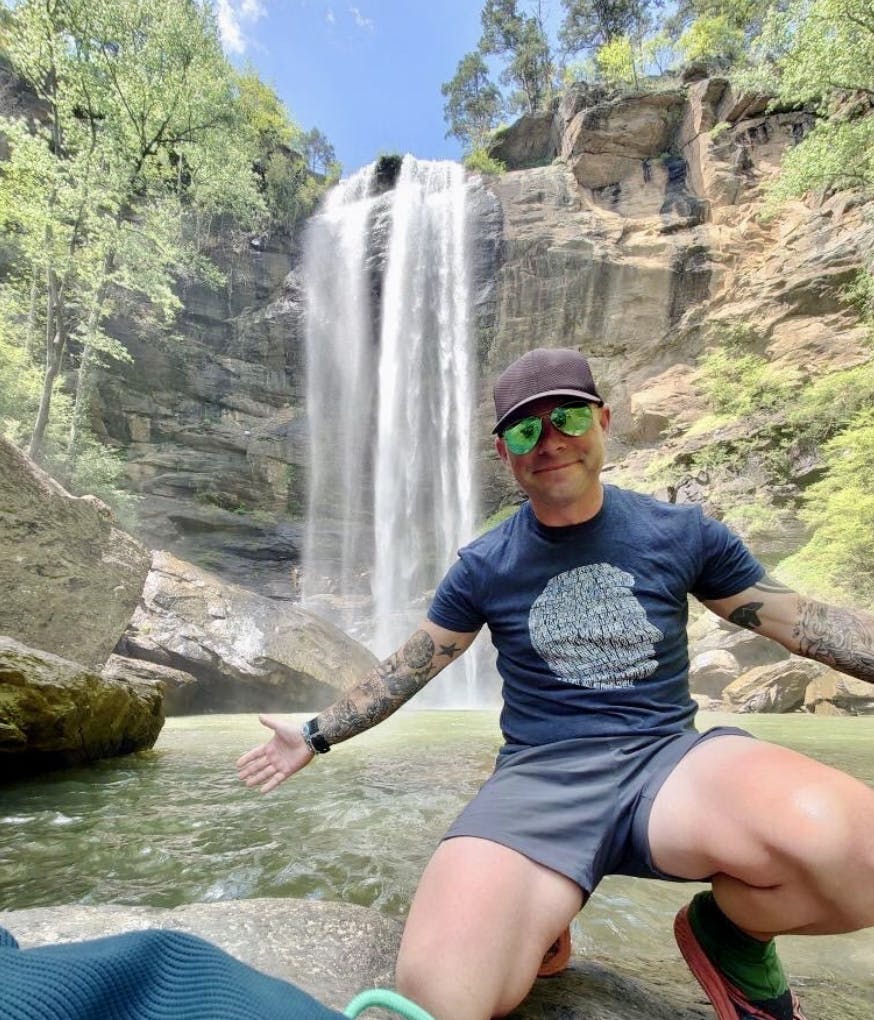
[500,403,595,455]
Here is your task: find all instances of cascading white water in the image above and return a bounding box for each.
[302,157,480,703]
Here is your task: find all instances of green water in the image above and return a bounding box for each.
[2,710,873,1003]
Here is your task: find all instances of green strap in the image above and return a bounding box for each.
[343,988,436,1020]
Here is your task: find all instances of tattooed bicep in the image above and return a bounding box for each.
[753,573,795,595]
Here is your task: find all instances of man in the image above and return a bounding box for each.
[238,347,874,1020]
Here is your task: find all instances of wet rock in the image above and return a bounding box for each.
[2,899,870,1020]
[102,654,199,715]
[0,637,163,777]
[0,438,150,671]
[118,551,378,713]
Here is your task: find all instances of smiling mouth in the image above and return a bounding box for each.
[534,461,577,474]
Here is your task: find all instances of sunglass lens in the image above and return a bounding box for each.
[552,404,593,436]
[503,416,543,455]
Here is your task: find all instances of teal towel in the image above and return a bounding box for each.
[0,925,345,1019]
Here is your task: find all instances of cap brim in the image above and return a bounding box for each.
[493,388,603,434]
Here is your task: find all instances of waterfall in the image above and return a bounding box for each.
[302,157,480,703]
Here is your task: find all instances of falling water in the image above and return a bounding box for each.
[302,157,480,702]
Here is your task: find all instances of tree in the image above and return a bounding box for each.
[479,0,555,114]
[0,0,266,472]
[559,0,655,57]
[302,127,337,176]
[596,35,639,85]
[441,51,503,152]
[747,0,874,203]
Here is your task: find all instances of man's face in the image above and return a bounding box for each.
[495,397,611,517]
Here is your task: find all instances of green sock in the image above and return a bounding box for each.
[687,890,789,1003]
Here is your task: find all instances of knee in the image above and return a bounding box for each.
[773,781,874,923]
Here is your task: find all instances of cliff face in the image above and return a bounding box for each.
[481,78,873,553]
[89,77,872,592]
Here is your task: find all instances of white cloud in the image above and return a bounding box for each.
[349,6,374,31]
[325,7,336,24]
[217,0,267,56]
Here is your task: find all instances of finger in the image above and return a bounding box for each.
[244,763,278,788]
[236,746,267,771]
[258,713,281,733]
[260,772,287,794]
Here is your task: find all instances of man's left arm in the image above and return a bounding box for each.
[702,574,874,685]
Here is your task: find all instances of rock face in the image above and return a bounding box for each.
[477,78,873,541]
[118,551,378,712]
[0,438,151,670]
[0,637,163,776]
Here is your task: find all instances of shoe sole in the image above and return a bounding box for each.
[674,906,808,1020]
[537,926,571,978]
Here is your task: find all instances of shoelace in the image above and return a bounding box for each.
[344,989,436,1020]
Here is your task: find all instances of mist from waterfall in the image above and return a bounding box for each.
[301,157,481,704]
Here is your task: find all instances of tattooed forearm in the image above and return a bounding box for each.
[794,599,874,684]
[316,629,440,744]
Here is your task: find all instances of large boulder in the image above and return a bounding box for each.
[0,438,151,670]
[0,637,163,777]
[118,551,379,712]
[722,659,823,713]
[101,654,200,715]
[804,673,874,716]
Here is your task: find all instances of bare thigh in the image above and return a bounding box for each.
[648,734,874,936]
[395,836,585,1020]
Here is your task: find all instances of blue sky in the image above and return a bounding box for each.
[216,0,497,175]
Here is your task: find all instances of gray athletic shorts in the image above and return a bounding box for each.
[443,726,752,894]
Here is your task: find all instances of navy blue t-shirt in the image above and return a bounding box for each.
[428,485,764,746]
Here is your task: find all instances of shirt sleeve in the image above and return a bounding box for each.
[690,510,765,601]
[427,554,486,633]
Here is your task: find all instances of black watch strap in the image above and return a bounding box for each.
[301,717,331,754]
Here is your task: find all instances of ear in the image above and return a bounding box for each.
[495,435,510,466]
[598,406,611,434]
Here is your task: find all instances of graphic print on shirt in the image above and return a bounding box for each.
[529,563,664,688]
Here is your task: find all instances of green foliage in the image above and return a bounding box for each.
[559,0,654,56]
[787,360,874,446]
[697,323,797,417]
[596,35,638,86]
[479,0,555,115]
[739,0,874,206]
[722,502,782,542]
[780,407,874,604]
[763,119,874,214]
[442,51,503,152]
[301,127,337,176]
[478,503,520,533]
[0,0,341,492]
[463,147,508,174]
[235,68,300,152]
[679,13,746,64]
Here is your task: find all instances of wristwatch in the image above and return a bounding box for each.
[300,717,331,754]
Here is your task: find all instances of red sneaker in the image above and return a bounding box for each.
[674,905,808,1020]
[537,926,571,977]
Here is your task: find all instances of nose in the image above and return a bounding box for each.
[536,416,567,451]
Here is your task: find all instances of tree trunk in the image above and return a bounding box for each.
[28,268,66,460]
[67,256,112,470]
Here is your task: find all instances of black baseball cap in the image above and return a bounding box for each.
[493,348,604,434]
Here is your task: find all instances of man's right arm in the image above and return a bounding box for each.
[236,619,478,793]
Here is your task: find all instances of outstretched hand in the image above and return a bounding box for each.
[236,714,314,793]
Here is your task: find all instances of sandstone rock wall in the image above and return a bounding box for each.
[0,438,150,669]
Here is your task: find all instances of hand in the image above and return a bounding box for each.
[236,714,315,793]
